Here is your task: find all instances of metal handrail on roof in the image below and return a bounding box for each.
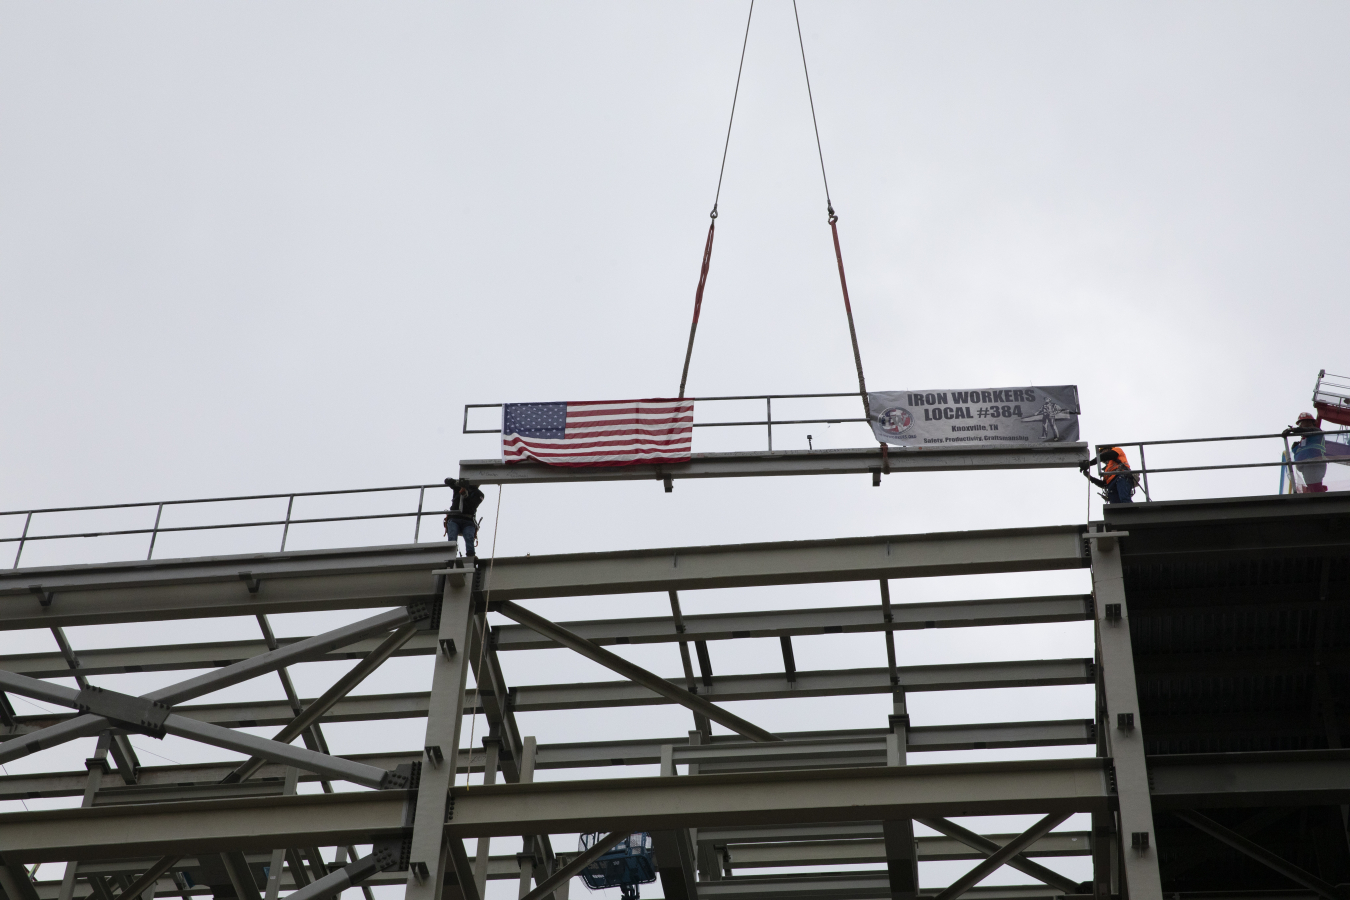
[3,482,450,570]
[1094,428,1350,501]
[464,392,868,452]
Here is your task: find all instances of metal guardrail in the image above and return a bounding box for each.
[1094,429,1350,501]
[8,425,1343,570]
[464,392,868,452]
[3,483,449,569]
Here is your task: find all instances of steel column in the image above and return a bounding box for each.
[1089,529,1162,900]
[404,573,475,900]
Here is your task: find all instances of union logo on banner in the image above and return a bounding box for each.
[878,406,913,437]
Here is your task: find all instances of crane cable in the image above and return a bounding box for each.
[792,1,873,430]
[679,2,883,473]
[678,0,755,400]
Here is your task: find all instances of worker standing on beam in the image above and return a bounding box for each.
[443,477,485,557]
[1079,446,1137,504]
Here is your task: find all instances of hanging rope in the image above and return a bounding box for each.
[792,1,873,432]
[678,0,755,400]
[465,484,503,788]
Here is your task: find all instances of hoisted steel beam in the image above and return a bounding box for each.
[458,444,1088,486]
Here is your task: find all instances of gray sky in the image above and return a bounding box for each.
[2,2,1347,894]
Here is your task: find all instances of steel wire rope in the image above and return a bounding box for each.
[678,0,755,399]
[792,0,876,437]
[465,484,503,787]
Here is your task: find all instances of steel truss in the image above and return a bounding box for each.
[0,477,1345,900]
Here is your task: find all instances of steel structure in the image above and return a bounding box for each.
[0,450,1347,900]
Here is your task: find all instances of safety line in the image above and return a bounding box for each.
[677,1,755,400]
[465,484,503,787]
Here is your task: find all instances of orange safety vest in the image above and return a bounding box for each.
[1103,447,1131,484]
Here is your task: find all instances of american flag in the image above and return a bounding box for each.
[502,398,695,466]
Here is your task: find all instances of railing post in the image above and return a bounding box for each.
[12,512,32,570]
[413,487,426,544]
[1282,435,1296,493]
[766,397,773,452]
[1137,444,1151,502]
[279,496,295,551]
[146,504,165,560]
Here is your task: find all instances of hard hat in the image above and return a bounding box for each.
[1297,412,1317,424]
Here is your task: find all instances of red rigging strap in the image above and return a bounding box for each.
[677,218,717,400]
[829,213,869,419]
[677,1,754,401]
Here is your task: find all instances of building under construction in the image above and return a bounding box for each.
[0,417,1348,900]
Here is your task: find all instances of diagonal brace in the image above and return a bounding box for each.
[934,812,1071,900]
[162,714,401,789]
[1173,809,1344,900]
[223,623,420,784]
[523,832,628,900]
[493,600,779,743]
[916,817,1079,893]
[145,606,420,706]
[0,606,420,767]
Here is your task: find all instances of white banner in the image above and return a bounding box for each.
[868,386,1080,447]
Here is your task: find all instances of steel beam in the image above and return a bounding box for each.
[482,526,1087,601]
[0,528,1084,627]
[0,791,411,863]
[440,758,1111,838]
[653,828,700,900]
[0,720,1094,801]
[720,832,1092,867]
[693,872,1074,899]
[1149,749,1350,808]
[0,545,454,628]
[0,659,1092,744]
[490,593,1094,651]
[0,593,1090,679]
[458,444,1089,486]
[0,633,440,680]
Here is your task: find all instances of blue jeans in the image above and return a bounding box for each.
[445,518,477,554]
[1105,475,1134,504]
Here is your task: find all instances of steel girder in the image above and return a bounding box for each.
[0,719,1095,802]
[439,758,1113,838]
[479,526,1087,600]
[0,791,413,864]
[0,592,1090,678]
[719,832,1091,868]
[0,659,1093,742]
[457,444,1089,486]
[0,527,1086,627]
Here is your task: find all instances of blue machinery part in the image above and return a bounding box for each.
[579,832,657,899]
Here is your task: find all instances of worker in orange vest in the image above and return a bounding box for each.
[1079,446,1137,503]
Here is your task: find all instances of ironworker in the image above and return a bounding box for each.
[443,477,485,556]
[1283,412,1328,493]
[1078,446,1137,503]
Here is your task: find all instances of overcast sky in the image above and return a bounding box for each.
[2,2,1348,895]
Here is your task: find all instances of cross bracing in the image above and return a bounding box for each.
[0,480,1345,900]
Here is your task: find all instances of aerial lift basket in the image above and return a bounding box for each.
[578,832,657,899]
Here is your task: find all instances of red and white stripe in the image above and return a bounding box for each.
[503,399,694,467]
